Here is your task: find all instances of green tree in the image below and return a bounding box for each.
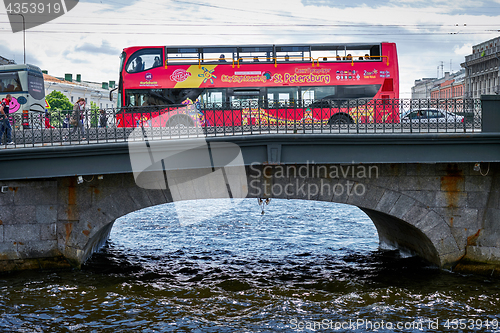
[46,90,73,111]
[45,90,74,127]
[89,101,100,127]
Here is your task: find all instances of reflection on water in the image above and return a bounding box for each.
[1,199,500,332]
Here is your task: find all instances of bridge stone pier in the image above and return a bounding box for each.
[0,127,500,274]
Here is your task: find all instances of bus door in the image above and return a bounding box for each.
[227,88,265,126]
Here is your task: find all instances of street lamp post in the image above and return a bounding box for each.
[13,14,26,64]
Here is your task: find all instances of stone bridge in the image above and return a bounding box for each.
[0,132,499,274]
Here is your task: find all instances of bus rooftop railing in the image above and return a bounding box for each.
[165,54,386,69]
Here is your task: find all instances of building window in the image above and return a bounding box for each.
[71,96,74,102]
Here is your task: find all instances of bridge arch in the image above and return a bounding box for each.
[63,165,462,269]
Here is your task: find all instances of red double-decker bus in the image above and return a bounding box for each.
[116,43,399,128]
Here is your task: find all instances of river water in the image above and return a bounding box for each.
[1,199,500,332]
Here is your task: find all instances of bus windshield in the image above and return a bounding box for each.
[0,72,22,92]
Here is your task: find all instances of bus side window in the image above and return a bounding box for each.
[126,49,163,73]
[127,94,135,106]
[268,87,299,107]
[200,89,226,108]
[153,56,161,67]
[126,58,139,73]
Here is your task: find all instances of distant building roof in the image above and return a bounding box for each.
[44,73,117,93]
[0,56,15,65]
[43,74,78,85]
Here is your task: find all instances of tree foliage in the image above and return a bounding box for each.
[89,101,99,127]
[45,90,74,127]
[46,90,73,111]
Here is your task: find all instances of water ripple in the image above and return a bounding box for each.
[1,199,500,332]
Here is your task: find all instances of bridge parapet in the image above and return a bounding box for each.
[0,97,488,149]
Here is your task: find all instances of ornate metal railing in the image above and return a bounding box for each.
[0,98,483,149]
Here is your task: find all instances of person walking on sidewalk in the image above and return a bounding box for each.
[67,98,86,140]
[0,94,13,145]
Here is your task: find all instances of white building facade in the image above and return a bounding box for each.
[411,78,437,99]
[44,73,118,110]
[461,36,500,98]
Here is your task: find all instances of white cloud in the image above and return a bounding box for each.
[454,43,473,56]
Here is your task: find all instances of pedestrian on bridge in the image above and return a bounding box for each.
[99,109,107,128]
[0,94,13,145]
[66,98,86,141]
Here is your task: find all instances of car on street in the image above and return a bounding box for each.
[401,108,464,126]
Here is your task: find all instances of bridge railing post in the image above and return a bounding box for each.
[481,95,500,132]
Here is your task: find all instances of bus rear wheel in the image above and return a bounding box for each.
[328,114,353,125]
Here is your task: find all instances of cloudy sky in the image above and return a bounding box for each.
[1,0,499,97]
